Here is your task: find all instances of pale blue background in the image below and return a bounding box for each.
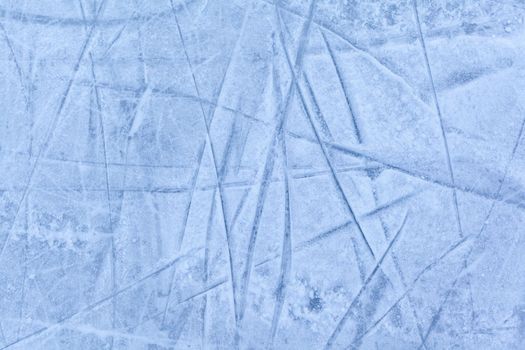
[0,0,524,349]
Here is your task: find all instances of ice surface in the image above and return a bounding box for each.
[0,0,524,349]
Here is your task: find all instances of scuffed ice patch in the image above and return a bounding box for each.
[0,0,525,349]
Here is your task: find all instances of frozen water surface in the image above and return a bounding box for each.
[0,0,525,349]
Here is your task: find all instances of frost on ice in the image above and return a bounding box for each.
[0,0,525,349]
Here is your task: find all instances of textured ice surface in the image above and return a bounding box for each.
[0,0,525,349]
